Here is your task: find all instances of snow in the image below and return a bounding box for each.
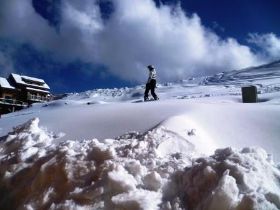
[10,73,50,89]
[143,171,162,191]
[1,118,280,210]
[112,189,162,210]
[182,147,280,210]
[0,61,280,209]
[0,77,15,89]
[26,87,50,94]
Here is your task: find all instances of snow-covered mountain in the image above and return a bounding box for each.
[0,61,280,210]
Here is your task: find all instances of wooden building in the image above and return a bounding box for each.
[8,73,51,104]
[0,73,51,115]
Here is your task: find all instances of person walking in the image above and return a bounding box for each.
[144,65,159,101]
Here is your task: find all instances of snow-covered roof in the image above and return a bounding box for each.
[26,87,50,94]
[0,77,15,90]
[10,73,50,89]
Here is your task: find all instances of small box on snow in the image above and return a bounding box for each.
[242,86,258,103]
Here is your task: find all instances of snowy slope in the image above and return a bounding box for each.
[0,61,280,210]
[204,60,280,83]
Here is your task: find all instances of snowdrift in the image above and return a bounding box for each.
[1,118,280,210]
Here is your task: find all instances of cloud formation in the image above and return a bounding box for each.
[0,0,279,82]
[248,33,280,60]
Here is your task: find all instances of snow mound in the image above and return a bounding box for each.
[0,118,193,209]
[0,118,56,163]
[181,147,280,210]
[66,86,144,103]
[1,119,280,210]
[159,115,217,156]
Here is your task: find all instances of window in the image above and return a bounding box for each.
[4,95,13,103]
[4,95,12,99]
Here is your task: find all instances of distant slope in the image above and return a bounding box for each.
[203,60,280,85]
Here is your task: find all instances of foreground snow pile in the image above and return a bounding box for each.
[0,118,192,209]
[0,119,280,210]
[182,147,280,210]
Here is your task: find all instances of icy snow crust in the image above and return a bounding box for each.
[1,118,280,210]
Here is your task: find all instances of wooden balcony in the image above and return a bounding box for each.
[27,94,49,102]
[0,98,28,107]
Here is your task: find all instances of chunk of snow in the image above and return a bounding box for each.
[108,165,138,192]
[143,171,162,191]
[182,147,280,210]
[112,189,162,210]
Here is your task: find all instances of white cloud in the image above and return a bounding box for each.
[97,0,263,81]
[0,0,57,50]
[99,0,208,80]
[248,33,280,60]
[0,0,102,62]
[0,0,276,83]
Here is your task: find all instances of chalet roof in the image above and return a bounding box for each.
[10,73,50,90]
[0,77,15,90]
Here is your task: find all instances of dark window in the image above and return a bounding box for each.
[4,95,12,99]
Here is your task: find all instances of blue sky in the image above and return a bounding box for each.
[177,0,280,42]
[0,0,280,93]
